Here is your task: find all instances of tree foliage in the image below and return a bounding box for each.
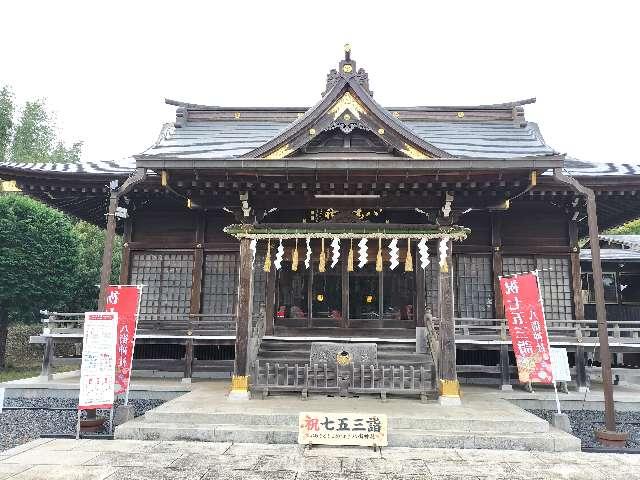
[0,84,82,163]
[0,86,14,161]
[606,218,640,235]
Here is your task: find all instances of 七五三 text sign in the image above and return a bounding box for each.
[298,412,388,446]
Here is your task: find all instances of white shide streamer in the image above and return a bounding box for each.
[249,239,257,267]
[357,238,368,268]
[389,238,399,270]
[304,237,311,269]
[418,238,430,269]
[330,237,340,268]
[274,238,284,270]
[438,237,449,269]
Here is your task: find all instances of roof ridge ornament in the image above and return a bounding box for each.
[324,44,373,96]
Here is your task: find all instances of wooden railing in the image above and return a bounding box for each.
[253,360,437,401]
[38,310,237,337]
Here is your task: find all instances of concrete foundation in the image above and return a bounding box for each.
[115,381,580,451]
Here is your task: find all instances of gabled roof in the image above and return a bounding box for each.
[137,47,559,165]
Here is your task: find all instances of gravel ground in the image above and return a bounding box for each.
[0,397,164,452]
[528,409,640,448]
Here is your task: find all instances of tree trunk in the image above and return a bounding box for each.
[0,305,9,370]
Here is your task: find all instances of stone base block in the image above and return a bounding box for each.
[551,413,572,433]
[438,396,462,406]
[113,404,135,426]
[228,390,251,401]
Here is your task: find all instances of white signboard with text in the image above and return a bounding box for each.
[298,412,388,446]
[78,312,118,410]
[550,347,572,382]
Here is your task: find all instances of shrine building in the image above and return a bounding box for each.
[2,46,640,402]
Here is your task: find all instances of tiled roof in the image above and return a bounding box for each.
[599,235,640,250]
[0,158,135,176]
[580,248,640,262]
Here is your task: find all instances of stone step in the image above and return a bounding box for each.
[115,420,579,451]
[141,410,547,434]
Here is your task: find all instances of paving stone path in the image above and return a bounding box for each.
[1,438,639,479]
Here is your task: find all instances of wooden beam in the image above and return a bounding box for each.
[569,220,585,321]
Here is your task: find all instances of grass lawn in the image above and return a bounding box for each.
[0,364,77,383]
[0,366,42,383]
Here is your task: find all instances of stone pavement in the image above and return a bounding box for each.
[1,438,639,479]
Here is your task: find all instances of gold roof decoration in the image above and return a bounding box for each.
[265,143,294,160]
[328,91,367,120]
[401,143,430,160]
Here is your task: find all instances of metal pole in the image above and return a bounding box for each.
[552,169,627,443]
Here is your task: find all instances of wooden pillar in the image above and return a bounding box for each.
[264,266,276,335]
[569,219,588,391]
[438,238,460,404]
[98,193,119,310]
[231,237,254,399]
[492,213,511,389]
[553,169,626,442]
[40,336,54,380]
[185,213,205,382]
[341,241,349,329]
[119,218,133,285]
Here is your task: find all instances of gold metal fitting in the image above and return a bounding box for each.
[457,112,465,118]
[377,128,385,135]
[234,112,241,120]
[344,43,351,53]
[231,375,249,392]
[439,379,461,398]
[342,64,353,73]
[309,128,316,136]
[392,111,400,118]
[161,170,168,187]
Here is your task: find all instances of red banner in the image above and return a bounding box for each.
[105,285,142,396]
[499,272,553,384]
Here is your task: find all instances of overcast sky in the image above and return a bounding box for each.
[1,1,638,164]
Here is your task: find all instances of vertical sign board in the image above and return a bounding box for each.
[550,348,572,382]
[78,312,118,410]
[105,285,142,397]
[499,272,553,384]
[298,412,388,447]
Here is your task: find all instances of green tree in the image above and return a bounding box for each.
[0,86,14,161]
[66,221,122,312]
[606,218,640,235]
[0,194,79,369]
[0,85,82,164]
[10,99,56,162]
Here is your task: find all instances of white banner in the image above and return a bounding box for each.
[550,347,572,382]
[78,312,118,410]
[0,387,5,414]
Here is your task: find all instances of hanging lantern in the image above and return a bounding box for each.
[405,238,413,272]
[291,238,299,271]
[319,238,326,272]
[263,239,272,272]
[389,238,399,270]
[274,239,284,270]
[347,239,354,272]
[376,238,383,272]
[358,238,368,268]
[330,237,340,268]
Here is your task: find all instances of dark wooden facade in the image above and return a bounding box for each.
[3,47,640,394]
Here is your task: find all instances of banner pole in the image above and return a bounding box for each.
[552,380,562,415]
[75,411,81,440]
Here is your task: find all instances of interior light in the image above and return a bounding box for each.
[366,295,374,303]
[316,293,324,302]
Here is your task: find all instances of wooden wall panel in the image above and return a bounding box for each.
[132,203,198,245]
[501,204,570,252]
